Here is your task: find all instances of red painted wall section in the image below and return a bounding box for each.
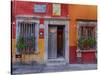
[40,18,44,24]
[12,1,16,39]
[14,1,51,16]
[82,52,96,63]
[69,46,77,64]
[61,4,68,17]
[13,1,68,17]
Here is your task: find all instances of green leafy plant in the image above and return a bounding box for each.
[78,37,96,50]
[87,37,96,48]
[78,38,85,50]
[16,36,26,53]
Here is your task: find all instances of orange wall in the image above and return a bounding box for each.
[68,4,97,46]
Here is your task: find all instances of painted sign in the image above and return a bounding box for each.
[34,4,46,13]
[39,29,44,38]
[53,4,61,16]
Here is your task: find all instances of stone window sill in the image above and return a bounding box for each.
[77,49,97,53]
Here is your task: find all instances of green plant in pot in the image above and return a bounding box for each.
[16,36,26,54]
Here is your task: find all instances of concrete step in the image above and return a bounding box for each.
[46,58,66,66]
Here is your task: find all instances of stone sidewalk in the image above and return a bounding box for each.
[12,64,97,74]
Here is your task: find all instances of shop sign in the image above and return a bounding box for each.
[34,4,46,13]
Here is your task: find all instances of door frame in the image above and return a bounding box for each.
[44,18,69,64]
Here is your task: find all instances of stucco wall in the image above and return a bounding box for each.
[68,4,97,63]
[11,1,68,64]
[68,4,97,46]
[11,1,97,64]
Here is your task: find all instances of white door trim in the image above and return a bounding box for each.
[44,19,69,64]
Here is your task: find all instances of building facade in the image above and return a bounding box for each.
[11,1,97,65]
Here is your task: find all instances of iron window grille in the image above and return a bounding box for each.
[17,22,38,54]
[77,21,97,50]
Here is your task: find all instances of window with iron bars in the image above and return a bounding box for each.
[16,22,39,54]
[77,21,97,50]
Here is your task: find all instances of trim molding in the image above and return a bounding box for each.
[16,15,69,20]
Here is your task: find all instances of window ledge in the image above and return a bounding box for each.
[33,51,40,55]
[21,51,40,55]
[77,49,96,53]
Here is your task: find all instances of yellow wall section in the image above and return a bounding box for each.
[12,39,16,63]
[68,5,97,46]
[21,38,45,64]
[12,38,45,64]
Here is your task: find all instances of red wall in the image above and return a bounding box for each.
[82,52,96,63]
[13,1,68,17]
[69,46,77,64]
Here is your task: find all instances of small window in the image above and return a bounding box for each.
[16,22,39,54]
[78,21,96,50]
